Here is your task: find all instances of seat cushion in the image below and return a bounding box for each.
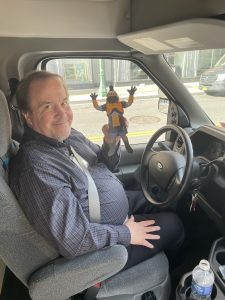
[97,251,169,298]
[28,245,128,300]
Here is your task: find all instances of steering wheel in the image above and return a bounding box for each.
[140,125,193,206]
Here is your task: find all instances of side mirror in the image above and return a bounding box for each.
[158,98,169,115]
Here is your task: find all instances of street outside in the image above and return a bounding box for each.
[69,82,225,144]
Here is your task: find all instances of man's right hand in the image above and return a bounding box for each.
[125,215,160,249]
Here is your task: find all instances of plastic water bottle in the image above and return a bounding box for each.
[190,259,214,300]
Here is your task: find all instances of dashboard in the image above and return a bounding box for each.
[173,125,225,233]
[189,125,225,233]
[203,140,224,161]
[192,131,225,161]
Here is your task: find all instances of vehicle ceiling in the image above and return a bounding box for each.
[1,0,225,91]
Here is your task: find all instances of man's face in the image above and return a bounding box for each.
[23,77,73,141]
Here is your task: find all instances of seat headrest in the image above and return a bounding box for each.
[0,90,12,157]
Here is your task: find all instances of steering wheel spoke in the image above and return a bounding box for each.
[141,125,193,206]
[148,184,170,204]
[142,149,156,167]
[175,167,185,184]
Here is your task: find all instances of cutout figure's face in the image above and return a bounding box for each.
[107,95,119,103]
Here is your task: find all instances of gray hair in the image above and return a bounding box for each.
[16,71,68,112]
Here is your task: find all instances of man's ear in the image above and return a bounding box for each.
[22,111,32,127]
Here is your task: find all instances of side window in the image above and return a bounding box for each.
[165,49,225,128]
[46,58,167,144]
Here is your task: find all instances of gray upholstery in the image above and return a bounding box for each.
[8,94,24,142]
[0,90,59,285]
[0,89,171,300]
[98,252,170,299]
[29,246,127,300]
[0,90,11,157]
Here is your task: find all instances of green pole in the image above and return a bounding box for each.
[98,59,107,97]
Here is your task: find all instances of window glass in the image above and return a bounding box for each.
[165,49,225,128]
[46,58,167,144]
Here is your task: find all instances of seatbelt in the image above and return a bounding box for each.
[69,145,101,223]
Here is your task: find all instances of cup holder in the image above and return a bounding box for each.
[209,238,225,293]
[176,274,217,300]
[216,251,225,265]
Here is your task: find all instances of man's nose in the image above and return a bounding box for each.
[54,104,66,116]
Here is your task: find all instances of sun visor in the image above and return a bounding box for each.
[118,18,225,54]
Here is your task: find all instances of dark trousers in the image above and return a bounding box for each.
[123,190,185,270]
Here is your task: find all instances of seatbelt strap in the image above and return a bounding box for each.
[69,146,101,223]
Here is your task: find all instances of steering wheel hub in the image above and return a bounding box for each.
[141,125,193,206]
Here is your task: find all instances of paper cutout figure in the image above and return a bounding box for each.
[90,85,136,155]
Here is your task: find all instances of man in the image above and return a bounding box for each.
[9,71,184,270]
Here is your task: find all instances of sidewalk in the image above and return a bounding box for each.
[68,82,203,103]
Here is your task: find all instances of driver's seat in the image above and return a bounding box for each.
[0,89,171,300]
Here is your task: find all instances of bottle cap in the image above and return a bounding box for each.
[199,259,210,271]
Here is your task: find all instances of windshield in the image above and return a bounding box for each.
[215,54,225,67]
[44,58,167,145]
[165,48,225,128]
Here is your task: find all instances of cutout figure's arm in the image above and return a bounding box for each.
[90,92,105,111]
[126,86,137,107]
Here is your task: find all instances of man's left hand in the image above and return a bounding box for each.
[102,117,129,145]
[102,124,120,145]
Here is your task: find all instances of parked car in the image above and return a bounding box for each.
[1,1,225,300]
[199,54,225,96]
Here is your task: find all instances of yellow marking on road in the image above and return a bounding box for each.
[88,129,156,142]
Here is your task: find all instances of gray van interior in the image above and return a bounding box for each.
[1,1,225,300]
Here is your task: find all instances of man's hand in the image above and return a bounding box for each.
[102,124,120,145]
[90,92,98,100]
[125,215,160,249]
[127,86,137,96]
[102,117,129,145]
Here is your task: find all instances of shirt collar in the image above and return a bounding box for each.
[22,125,70,148]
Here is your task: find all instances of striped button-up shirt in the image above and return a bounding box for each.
[9,127,130,258]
